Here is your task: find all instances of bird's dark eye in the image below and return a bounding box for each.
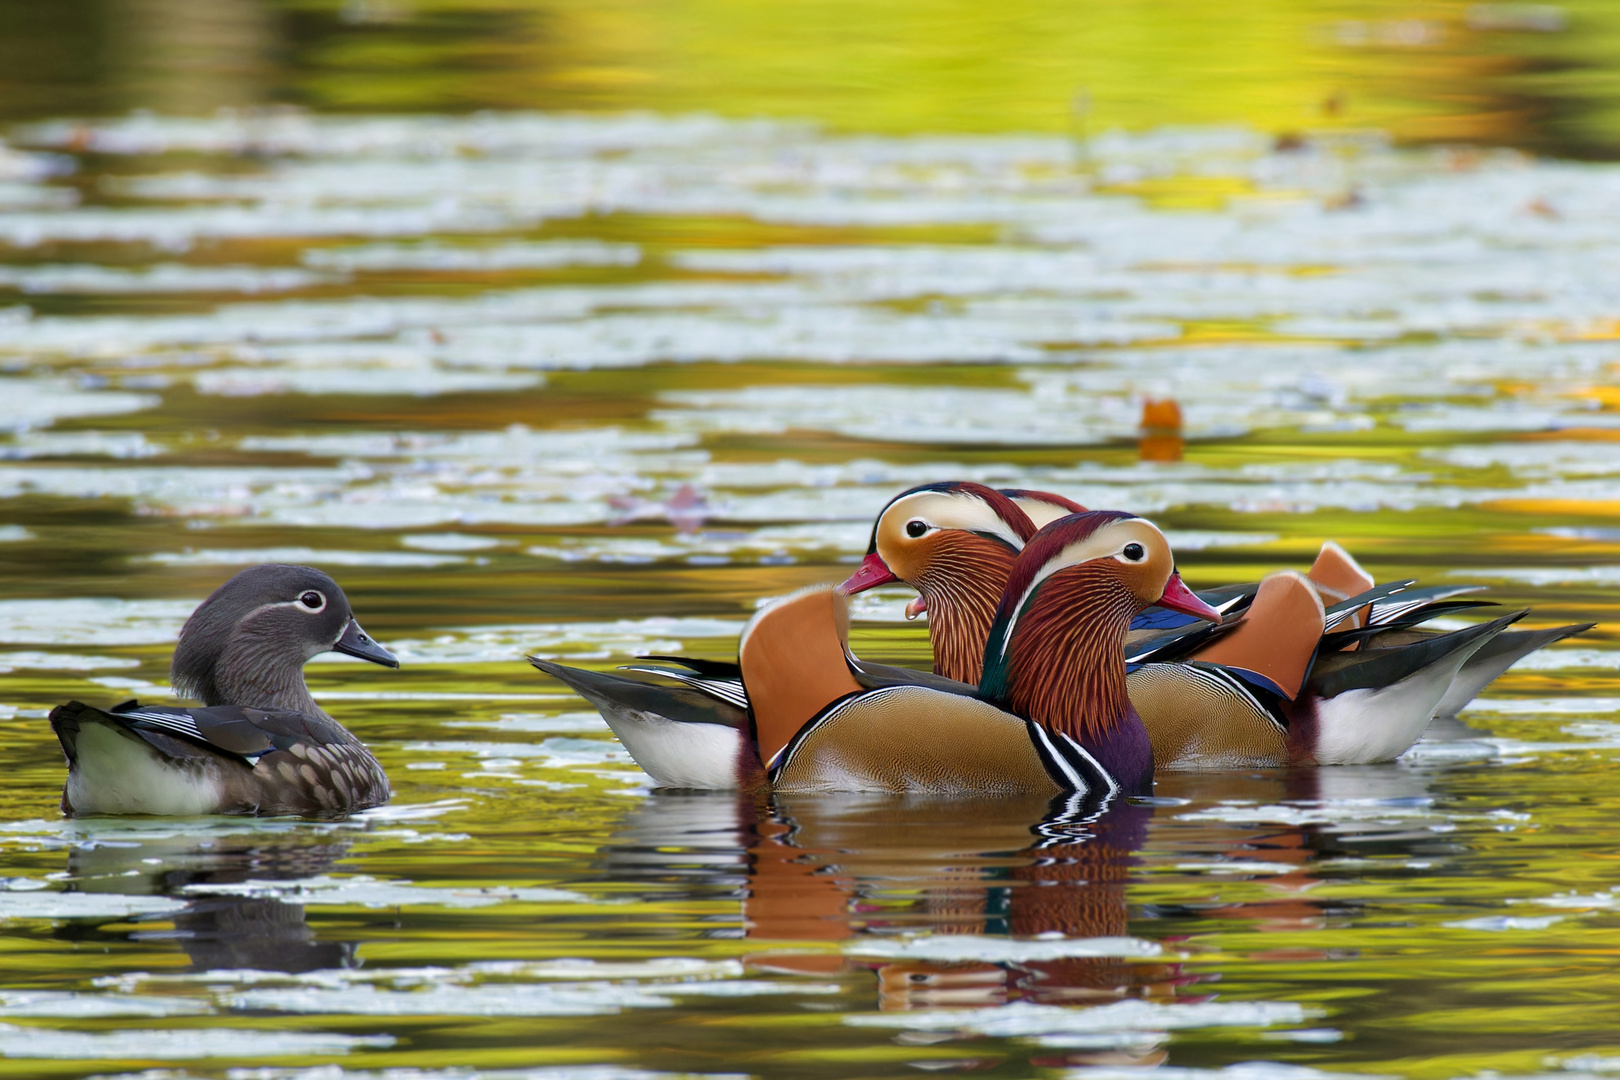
[1122,543,1145,562]
[299,591,324,610]
[905,520,928,539]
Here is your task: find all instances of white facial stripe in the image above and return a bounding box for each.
[890,490,1025,551]
[1012,497,1070,530]
[245,592,330,621]
[995,519,1165,658]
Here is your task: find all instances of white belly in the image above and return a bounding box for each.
[600,708,742,789]
[1313,658,1468,765]
[65,722,224,816]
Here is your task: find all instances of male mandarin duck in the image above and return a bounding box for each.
[760,511,1219,795]
[683,511,1216,795]
[50,564,396,816]
[535,509,1218,793]
[843,483,1589,768]
[1001,485,1592,721]
[538,481,1585,786]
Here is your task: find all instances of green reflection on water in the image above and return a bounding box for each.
[0,4,1619,1078]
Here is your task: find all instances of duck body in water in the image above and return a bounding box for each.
[762,511,1219,796]
[50,564,397,817]
[538,482,1588,785]
[539,511,1221,796]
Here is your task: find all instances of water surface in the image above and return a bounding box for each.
[1,9,1620,1079]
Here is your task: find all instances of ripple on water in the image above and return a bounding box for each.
[179,874,593,909]
[0,1024,392,1059]
[0,598,196,645]
[847,998,1316,1046]
[3,105,1620,1079]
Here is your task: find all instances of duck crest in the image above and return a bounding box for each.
[865,480,1035,554]
[866,480,1036,684]
[981,511,1139,743]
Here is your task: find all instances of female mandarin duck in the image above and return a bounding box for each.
[843,484,1588,769]
[49,564,396,816]
[742,510,1217,795]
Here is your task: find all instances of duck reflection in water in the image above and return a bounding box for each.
[601,790,1183,1016]
[604,757,1453,1023]
[64,830,355,973]
[1150,761,1448,944]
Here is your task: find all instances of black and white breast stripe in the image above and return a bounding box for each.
[110,706,272,764]
[1031,788,1114,849]
[621,666,750,710]
[1025,722,1121,798]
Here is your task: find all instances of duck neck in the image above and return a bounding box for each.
[175,633,324,717]
[984,567,1139,745]
[918,535,1019,684]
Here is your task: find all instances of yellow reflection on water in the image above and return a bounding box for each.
[6,0,1620,155]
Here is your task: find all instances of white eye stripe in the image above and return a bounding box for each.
[886,492,1025,551]
[996,520,1164,655]
[269,590,327,613]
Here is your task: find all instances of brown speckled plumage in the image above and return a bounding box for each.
[50,564,395,818]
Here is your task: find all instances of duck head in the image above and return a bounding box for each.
[999,488,1088,530]
[171,564,398,712]
[981,511,1219,750]
[838,482,1037,683]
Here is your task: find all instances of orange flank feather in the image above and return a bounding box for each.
[739,587,863,766]
[1191,570,1324,700]
[1307,540,1375,631]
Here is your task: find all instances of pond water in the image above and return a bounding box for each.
[2,4,1620,1079]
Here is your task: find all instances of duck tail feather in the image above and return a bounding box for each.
[1437,622,1598,715]
[634,655,743,680]
[1322,600,1501,650]
[48,701,96,764]
[1367,584,1487,626]
[1321,580,1417,630]
[528,657,749,729]
[1310,610,1525,699]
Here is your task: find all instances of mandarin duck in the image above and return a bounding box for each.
[747,510,1217,795]
[842,484,1589,768]
[50,564,396,816]
[1005,487,1593,723]
[533,481,1584,785]
[538,511,1219,795]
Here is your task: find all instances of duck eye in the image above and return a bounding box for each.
[298,591,325,610]
[1122,543,1145,562]
[905,519,928,539]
